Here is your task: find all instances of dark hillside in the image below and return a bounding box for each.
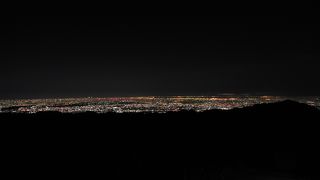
[0,101,319,179]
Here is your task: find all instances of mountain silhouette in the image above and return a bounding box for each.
[0,100,319,179]
[230,100,319,114]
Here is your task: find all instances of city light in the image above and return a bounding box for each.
[0,96,319,113]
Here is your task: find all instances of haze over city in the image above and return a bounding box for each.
[3,15,320,99]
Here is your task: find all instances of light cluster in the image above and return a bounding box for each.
[0,96,319,113]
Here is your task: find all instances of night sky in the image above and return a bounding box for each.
[3,15,320,99]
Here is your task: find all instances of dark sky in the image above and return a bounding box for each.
[2,15,320,99]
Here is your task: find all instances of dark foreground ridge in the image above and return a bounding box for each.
[1,100,319,179]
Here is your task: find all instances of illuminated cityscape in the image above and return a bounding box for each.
[0,96,319,113]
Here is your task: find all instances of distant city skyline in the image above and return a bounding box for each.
[1,96,319,113]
